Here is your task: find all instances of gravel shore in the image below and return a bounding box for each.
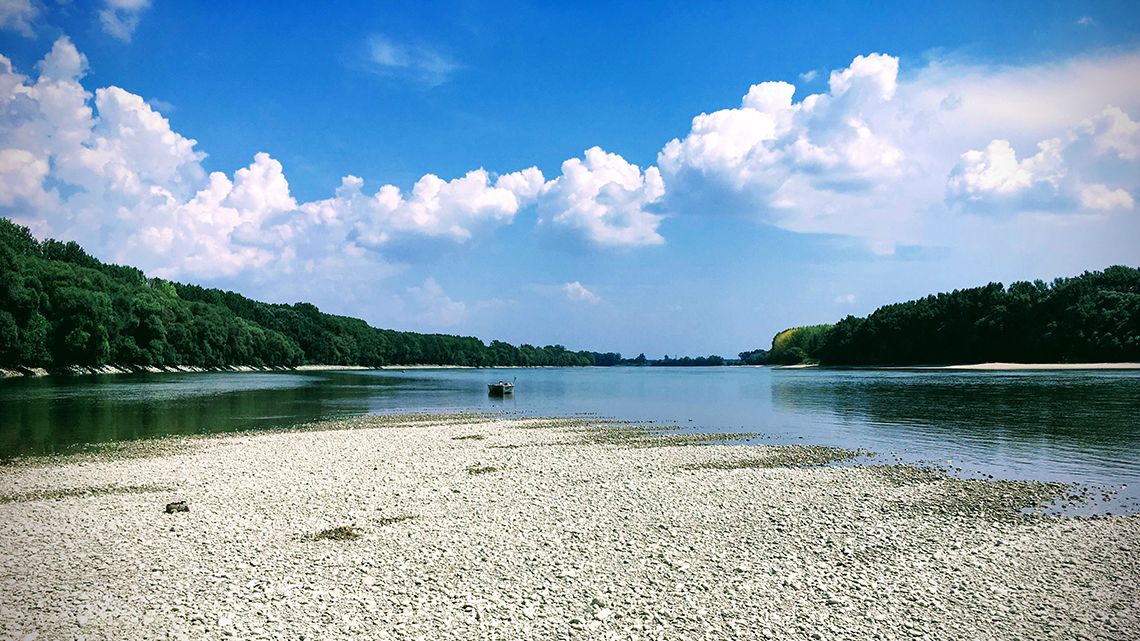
[1,415,1137,641]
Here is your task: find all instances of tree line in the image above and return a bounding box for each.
[744,266,1140,366]
[0,219,602,369]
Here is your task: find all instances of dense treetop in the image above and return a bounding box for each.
[6,218,1135,371]
[751,266,1140,366]
[0,219,599,369]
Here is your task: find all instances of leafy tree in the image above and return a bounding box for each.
[0,218,620,370]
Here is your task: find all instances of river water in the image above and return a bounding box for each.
[2,367,1138,514]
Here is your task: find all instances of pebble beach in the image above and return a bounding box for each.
[1,415,1137,641]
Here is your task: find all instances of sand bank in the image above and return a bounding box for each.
[932,362,1140,371]
[1,416,1137,640]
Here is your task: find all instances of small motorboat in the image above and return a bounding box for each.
[488,380,515,396]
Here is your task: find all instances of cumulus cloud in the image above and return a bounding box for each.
[0,148,48,206]
[562,281,600,304]
[405,278,467,326]
[302,166,544,250]
[0,37,548,281]
[947,106,1139,213]
[647,50,1140,251]
[660,53,904,194]
[364,34,459,87]
[0,0,36,36]
[537,146,665,248]
[656,54,907,245]
[99,0,151,42]
[3,35,1138,299]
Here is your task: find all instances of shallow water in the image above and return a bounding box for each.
[1,366,1138,513]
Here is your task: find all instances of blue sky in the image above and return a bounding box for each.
[2,1,1139,357]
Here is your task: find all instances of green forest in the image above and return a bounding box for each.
[5,218,1136,371]
[752,266,1140,366]
[0,219,601,369]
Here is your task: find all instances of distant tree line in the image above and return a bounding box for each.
[580,352,728,367]
[741,266,1140,366]
[0,219,603,369]
[736,348,769,365]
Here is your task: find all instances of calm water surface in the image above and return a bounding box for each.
[2,367,1138,513]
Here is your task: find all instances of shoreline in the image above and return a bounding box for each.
[0,363,571,379]
[917,361,1140,370]
[777,362,1140,371]
[0,363,377,379]
[1,415,1136,639]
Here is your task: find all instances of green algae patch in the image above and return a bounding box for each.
[861,464,1073,522]
[304,525,362,541]
[467,464,501,475]
[682,445,867,471]
[375,514,417,527]
[570,423,752,449]
[0,483,170,504]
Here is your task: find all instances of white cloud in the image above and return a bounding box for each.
[799,69,818,83]
[0,0,36,37]
[2,34,1138,314]
[834,293,857,304]
[305,166,544,249]
[0,37,548,282]
[538,146,665,248]
[1080,183,1134,210]
[364,34,459,87]
[0,148,48,206]
[562,281,600,304]
[405,278,467,327]
[946,139,1060,201]
[37,35,89,81]
[648,50,1140,251]
[657,53,906,234]
[99,0,151,42]
[1077,16,1095,27]
[947,106,1139,213]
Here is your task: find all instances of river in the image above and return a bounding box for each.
[2,366,1138,514]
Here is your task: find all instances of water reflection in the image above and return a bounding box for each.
[769,369,1140,485]
[1,373,375,456]
[2,367,1138,511]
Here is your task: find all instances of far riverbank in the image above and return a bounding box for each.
[0,364,376,379]
[777,362,1140,371]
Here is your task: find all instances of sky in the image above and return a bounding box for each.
[1,1,1139,358]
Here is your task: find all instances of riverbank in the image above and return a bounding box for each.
[0,363,556,378]
[0,364,376,379]
[776,362,1140,371]
[1,415,1136,640]
[931,362,1140,371]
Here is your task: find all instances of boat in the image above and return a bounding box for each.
[488,380,514,396]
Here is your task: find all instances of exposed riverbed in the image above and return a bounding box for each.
[1,415,1136,640]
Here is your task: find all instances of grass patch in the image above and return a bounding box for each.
[304,525,362,541]
[862,464,1072,521]
[451,434,486,441]
[508,417,627,430]
[572,423,752,448]
[375,514,417,527]
[0,483,170,504]
[682,446,866,471]
[467,464,501,475]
